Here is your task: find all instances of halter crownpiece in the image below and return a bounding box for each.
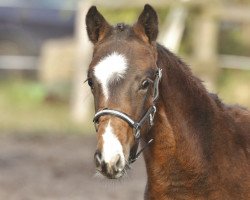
[93,68,162,163]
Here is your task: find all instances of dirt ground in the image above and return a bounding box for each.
[0,134,146,200]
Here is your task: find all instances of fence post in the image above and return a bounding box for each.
[71,1,93,123]
[159,5,188,53]
[191,4,219,91]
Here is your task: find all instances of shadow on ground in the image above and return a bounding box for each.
[0,134,146,200]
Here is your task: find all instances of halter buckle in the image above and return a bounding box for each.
[149,106,157,127]
[134,130,141,139]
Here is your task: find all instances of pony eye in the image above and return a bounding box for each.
[87,78,94,89]
[140,80,150,90]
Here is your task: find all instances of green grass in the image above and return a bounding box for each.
[0,79,94,135]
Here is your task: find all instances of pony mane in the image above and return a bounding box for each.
[156,43,215,107]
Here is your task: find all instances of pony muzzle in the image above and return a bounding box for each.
[94,149,125,179]
[94,121,127,179]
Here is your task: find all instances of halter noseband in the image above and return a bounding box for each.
[93,68,162,164]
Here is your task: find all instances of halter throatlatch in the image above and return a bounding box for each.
[93,68,162,164]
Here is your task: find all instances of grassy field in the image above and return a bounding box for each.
[0,78,93,135]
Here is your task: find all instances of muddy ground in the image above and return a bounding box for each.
[0,134,146,200]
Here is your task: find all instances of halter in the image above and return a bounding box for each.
[93,68,162,164]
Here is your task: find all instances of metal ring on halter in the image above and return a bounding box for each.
[153,68,162,101]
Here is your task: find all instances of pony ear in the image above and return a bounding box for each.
[86,6,111,44]
[133,4,158,43]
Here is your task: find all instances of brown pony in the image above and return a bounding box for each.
[85,4,250,199]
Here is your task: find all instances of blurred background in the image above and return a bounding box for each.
[0,0,249,199]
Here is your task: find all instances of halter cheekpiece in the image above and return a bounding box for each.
[93,68,162,164]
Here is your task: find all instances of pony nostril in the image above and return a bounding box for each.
[94,150,102,168]
[114,155,123,172]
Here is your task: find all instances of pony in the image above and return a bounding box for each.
[85,4,250,199]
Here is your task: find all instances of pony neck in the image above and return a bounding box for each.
[155,44,217,141]
[142,44,218,189]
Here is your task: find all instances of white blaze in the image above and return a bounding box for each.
[102,121,125,167]
[94,52,127,100]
